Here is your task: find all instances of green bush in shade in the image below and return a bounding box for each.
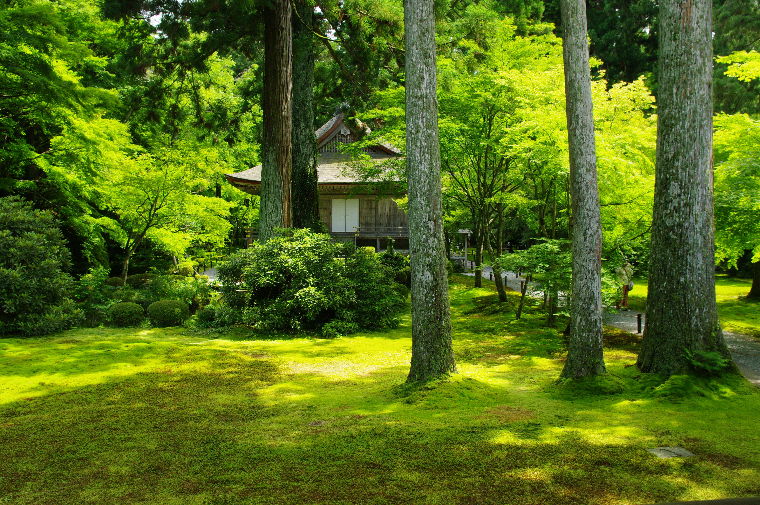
[125,273,156,289]
[0,197,81,336]
[108,302,145,327]
[147,300,190,327]
[105,277,125,287]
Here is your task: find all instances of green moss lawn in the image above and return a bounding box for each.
[1,276,759,505]
[627,276,760,337]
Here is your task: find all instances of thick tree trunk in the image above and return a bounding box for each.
[638,0,731,375]
[259,0,293,242]
[559,0,606,379]
[748,261,760,299]
[291,0,320,230]
[404,0,456,382]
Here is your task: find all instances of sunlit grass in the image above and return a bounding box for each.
[1,276,759,504]
[627,275,760,337]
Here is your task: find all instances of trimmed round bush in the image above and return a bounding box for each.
[147,300,190,327]
[105,277,125,287]
[108,302,145,327]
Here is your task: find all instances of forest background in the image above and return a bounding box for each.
[1,0,758,304]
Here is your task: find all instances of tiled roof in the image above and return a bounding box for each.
[315,113,344,141]
[226,152,401,185]
[226,113,402,187]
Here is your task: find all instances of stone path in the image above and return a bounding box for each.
[459,261,760,386]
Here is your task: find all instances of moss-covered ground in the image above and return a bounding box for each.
[1,275,759,504]
[626,275,760,337]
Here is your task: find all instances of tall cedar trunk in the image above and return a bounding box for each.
[637,0,731,375]
[405,0,456,382]
[291,0,320,230]
[559,0,606,378]
[748,261,760,299]
[259,0,293,242]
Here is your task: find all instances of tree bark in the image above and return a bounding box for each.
[748,260,760,299]
[291,0,320,230]
[405,0,456,382]
[473,220,484,288]
[638,0,731,375]
[259,0,293,242]
[121,254,131,282]
[489,209,507,302]
[559,0,606,378]
[516,280,528,320]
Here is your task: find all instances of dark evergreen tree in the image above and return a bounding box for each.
[559,0,606,379]
[637,0,732,375]
[259,0,293,241]
[405,0,456,382]
[291,0,320,230]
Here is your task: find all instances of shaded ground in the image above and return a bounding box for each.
[604,310,760,388]
[464,264,760,387]
[1,277,759,504]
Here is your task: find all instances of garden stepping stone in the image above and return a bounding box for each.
[647,447,694,458]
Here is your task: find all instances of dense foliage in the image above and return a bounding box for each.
[147,300,190,327]
[0,197,80,335]
[217,229,406,334]
[1,0,758,334]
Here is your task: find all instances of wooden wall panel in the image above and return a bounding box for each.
[360,199,377,229]
[318,197,331,229]
[377,198,408,228]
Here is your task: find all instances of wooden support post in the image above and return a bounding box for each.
[637,313,643,334]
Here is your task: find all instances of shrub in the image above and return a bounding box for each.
[108,302,145,327]
[105,277,125,287]
[321,320,359,338]
[379,249,411,287]
[0,197,80,336]
[147,300,190,327]
[217,229,405,332]
[125,273,155,289]
[174,260,197,276]
[213,305,241,327]
[194,306,217,328]
[74,267,113,327]
[109,274,211,313]
[346,247,406,328]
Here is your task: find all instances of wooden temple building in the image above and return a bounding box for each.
[225,114,409,249]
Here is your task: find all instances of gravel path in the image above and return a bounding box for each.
[459,261,760,386]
